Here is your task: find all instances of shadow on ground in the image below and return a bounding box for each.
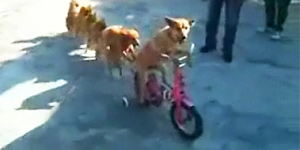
[1,32,197,150]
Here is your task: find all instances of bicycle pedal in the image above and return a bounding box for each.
[163,90,171,100]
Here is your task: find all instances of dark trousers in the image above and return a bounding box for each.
[264,0,291,31]
[205,0,244,54]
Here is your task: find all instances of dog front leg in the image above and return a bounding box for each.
[85,41,90,53]
[158,65,171,88]
[161,53,170,61]
[75,25,80,37]
[105,59,114,78]
[95,47,101,60]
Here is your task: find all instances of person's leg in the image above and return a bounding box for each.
[200,0,224,53]
[264,0,276,29]
[271,0,291,39]
[223,0,244,63]
[276,0,291,31]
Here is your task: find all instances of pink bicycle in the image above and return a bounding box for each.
[133,47,203,139]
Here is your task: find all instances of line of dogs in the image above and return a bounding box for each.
[66,0,195,104]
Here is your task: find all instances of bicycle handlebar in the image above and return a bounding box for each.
[172,55,188,67]
[172,43,194,68]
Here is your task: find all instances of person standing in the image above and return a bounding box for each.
[200,0,244,63]
[258,0,292,40]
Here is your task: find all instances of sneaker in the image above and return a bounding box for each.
[271,32,282,40]
[199,45,216,53]
[257,27,274,34]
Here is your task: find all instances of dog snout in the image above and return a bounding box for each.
[134,39,140,47]
[178,36,186,44]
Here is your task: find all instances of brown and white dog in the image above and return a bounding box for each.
[95,25,140,77]
[134,17,194,104]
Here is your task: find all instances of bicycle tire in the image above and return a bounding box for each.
[170,102,203,139]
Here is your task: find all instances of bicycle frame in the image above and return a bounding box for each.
[172,67,193,107]
[145,44,195,114]
[167,64,193,125]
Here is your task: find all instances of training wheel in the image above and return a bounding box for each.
[122,97,129,107]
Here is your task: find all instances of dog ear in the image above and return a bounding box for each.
[92,12,97,20]
[165,17,176,27]
[86,5,92,11]
[189,19,195,26]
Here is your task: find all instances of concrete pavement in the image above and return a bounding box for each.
[0,0,299,150]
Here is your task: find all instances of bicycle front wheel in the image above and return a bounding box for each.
[170,102,203,139]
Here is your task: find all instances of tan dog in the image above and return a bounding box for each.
[134,17,194,104]
[81,12,98,40]
[66,0,83,33]
[95,25,140,76]
[74,5,93,37]
[86,18,107,51]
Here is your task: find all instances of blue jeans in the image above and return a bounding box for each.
[204,0,244,54]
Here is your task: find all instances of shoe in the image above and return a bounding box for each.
[271,31,282,40]
[257,27,274,34]
[222,53,232,63]
[222,50,232,63]
[199,45,216,53]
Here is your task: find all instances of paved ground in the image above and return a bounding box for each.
[0,0,299,150]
